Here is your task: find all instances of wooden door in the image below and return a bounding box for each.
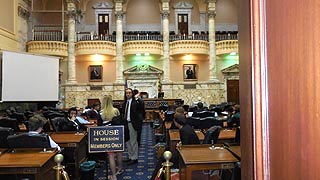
[178,14,188,35]
[98,14,109,35]
[87,99,100,107]
[239,0,320,179]
[227,80,239,104]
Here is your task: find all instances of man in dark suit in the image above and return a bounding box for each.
[132,89,146,146]
[90,67,101,80]
[122,88,145,165]
[87,102,103,125]
[151,113,199,179]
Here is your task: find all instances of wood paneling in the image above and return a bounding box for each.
[266,0,320,179]
[238,0,253,179]
[240,0,320,179]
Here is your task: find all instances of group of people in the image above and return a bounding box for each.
[22,88,145,180]
[81,88,145,180]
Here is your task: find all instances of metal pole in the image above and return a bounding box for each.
[162,151,173,180]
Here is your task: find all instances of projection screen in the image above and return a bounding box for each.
[1,51,59,102]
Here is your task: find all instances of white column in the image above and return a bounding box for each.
[161,0,170,82]
[162,12,170,82]
[207,0,218,81]
[115,12,124,83]
[66,1,77,84]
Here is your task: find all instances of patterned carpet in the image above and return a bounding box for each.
[94,123,157,180]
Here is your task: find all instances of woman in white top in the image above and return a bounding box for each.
[101,95,123,180]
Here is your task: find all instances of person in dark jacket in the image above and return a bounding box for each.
[151,113,200,180]
[122,88,145,165]
[174,113,200,145]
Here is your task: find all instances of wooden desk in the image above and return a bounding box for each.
[227,146,241,160]
[50,132,87,180]
[178,145,238,180]
[168,129,205,152]
[218,129,236,140]
[0,149,57,180]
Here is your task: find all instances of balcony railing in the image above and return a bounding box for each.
[123,34,163,42]
[76,32,116,42]
[31,27,238,43]
[169,34,209,42]
[32,24,64,41]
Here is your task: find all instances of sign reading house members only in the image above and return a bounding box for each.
[88,126,124,153]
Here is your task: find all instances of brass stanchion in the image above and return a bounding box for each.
[53,154,70,180]
[162,151,173,180]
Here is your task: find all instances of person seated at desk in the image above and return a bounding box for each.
[75,107,90,124]
[174,113,200,145]
[28,114,61,151]
[192,102,206,117]
[227,104,240,127]
[67,107,87,131]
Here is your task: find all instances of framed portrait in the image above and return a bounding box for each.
[183,64,197,80]
[88,65,102,82]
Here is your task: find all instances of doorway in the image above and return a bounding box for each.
[178,14,188,35]
[227,80,239,104]
[98,14,109,35]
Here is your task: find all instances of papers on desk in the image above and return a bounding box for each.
[221,111,229,115]
[209,146,224,150]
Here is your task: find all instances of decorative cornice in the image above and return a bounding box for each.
[173,2,193,9]
[123,65,163,75]
[92,2,113,9]
[18,5,30,19]
[216,40,239,55]
[75,41,116,56]
[27,41,68,57]
[170,40,209,55]
[123,41,163,55]
[221,64,239,74]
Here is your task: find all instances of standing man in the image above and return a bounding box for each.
[133,89,146,146]
[123,88,145,165]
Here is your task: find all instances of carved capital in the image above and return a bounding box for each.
[115,11,123,19]
[208,10,216,18]
[23,0,32,6]
[65,0,79,4]
[115,0,127,3]
[204,0,217,3]
[161,11,170,18]
[18,6,30,19]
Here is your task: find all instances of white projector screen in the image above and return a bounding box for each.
[1,51,59,102]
